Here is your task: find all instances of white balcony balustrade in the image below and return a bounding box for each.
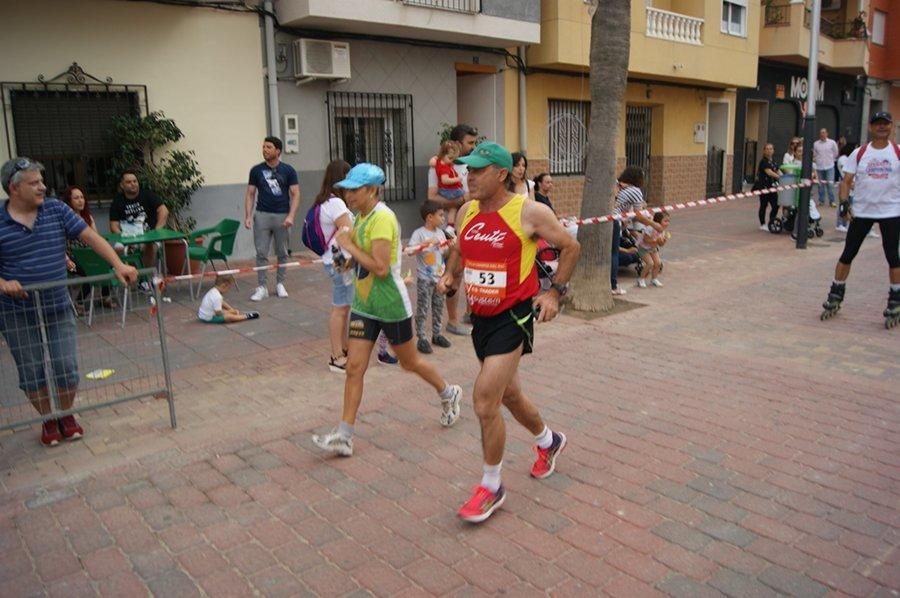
[646,7,704,45]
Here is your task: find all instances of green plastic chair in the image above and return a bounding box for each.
[71,247,143,328]
[187,219,240,300]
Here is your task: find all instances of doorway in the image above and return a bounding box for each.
[706,100,729,197]
[743,100,769,185]
[625,105,653,199]
[457,72,497,142]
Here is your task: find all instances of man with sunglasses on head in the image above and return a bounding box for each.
[0,158,138,446]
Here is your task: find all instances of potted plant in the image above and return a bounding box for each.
[109,111,205,274]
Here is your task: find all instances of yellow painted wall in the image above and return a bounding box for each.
[530,0,759,89]
[520,74,734,159]
[0,0,266,186]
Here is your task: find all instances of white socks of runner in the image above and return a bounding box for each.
[535,426,553,449]
[481,462,502,493]
[337,421,354,439]
[438,383,454,400]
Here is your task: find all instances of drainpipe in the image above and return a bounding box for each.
[517,46,527,153]
[263,0,280,137]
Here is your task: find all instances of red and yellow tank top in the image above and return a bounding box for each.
[458,194,538,317]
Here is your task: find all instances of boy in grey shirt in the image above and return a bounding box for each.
[409,201,451,353]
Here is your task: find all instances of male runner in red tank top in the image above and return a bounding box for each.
[439,142,580,523]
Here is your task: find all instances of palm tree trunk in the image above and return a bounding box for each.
[571,0,631,313]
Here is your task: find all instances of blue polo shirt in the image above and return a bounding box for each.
[248,161,299,214]
[0,199,87,311]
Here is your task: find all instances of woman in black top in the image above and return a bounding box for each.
[754,143,781,230]
[533,173,554,212]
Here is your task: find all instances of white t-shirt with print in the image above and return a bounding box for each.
[198,287,223,321]
[842,144,900,219]
[318,195,353,266]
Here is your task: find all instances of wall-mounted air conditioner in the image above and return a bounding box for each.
[293,39,351,80]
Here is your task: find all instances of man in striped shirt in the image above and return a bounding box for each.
[0,158,138,447]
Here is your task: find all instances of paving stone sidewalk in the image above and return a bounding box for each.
[0,201,897,597]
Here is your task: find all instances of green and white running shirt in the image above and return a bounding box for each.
[351,202,413,322]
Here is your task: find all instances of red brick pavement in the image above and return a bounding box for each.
[0,201,898,596]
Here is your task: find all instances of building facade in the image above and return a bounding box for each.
[0,0,268,257]
[516,0,760,214]
[863,0,900,141]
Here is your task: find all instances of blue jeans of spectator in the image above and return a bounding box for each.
[0,305,79,394]
[816,168,835,205]
[610,219,621,290]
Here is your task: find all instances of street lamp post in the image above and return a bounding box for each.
[796,0,822,249]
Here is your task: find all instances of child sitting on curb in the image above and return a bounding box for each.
[198,275,259,323]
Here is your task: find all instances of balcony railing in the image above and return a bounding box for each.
[803,10,868,39]
[764,4,791,26]
[646,7,703,45]
[401,0,481,14]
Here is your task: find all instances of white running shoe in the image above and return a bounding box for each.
[651,279,664,287]
[312,430,353,456]
[867,230,881,238]
[440,384,462,427]
[250,286,268,302]
[611,288,627,296]
[276,283,289,298]
[759,224,769,231]
[635,279,647,288]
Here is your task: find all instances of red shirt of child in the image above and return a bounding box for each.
[436,160,463,191]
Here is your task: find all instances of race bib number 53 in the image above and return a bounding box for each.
[464,260,507,300]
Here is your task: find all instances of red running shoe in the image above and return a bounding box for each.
[41,420,62,447]
[530,431,567,479]
[59,415,84,441]
[458,485,505,523]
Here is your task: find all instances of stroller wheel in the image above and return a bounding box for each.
[815,227,824,238]
[807,228,815,239]
[769,219,783,234]
[635,261,643,276]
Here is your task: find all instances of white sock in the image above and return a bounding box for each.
[438,383,454,400]
[481,463,502,493]
[534,426,553,449]
[891,284,900,292]
[833,279,846,287]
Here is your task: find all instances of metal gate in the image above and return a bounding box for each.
[707,146,725,196]
[743,139,758,185]
[625,105,652,198]
[326,92,415,203]
[2,63,147,202]
[770,101,799,164]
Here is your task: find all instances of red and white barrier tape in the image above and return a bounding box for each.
[160,179,817,282]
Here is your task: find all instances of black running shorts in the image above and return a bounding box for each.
[349,312,414,346]
[471,299,535,362]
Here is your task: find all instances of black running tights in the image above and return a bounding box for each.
[839,216,900,268]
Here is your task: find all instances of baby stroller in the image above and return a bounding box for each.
[768,173,823,238]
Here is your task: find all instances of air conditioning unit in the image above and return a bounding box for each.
[293,39,351,80]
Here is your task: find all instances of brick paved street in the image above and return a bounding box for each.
[0,200,897,597]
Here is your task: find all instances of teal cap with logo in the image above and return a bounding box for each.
[455,141,514,172]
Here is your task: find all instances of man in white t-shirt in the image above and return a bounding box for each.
[427,123,478,336]
[813,128,840,207]
[821,112,900,325]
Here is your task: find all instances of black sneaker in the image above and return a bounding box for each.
[245,311,260,320]
[432,335,451,348]
[417,338,433,354]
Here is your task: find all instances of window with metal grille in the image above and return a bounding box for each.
[548,99,590,175]
[326,92,415,202]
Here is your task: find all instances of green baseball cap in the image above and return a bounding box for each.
[455,141,513,172]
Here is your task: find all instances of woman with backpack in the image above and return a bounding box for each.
[309,159,354,372]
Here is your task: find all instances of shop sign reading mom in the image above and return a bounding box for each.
[789,76,825,118]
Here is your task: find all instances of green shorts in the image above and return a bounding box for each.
[201,314,226,324]
[637,246,657,258]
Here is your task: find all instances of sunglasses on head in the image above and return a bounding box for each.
[3,158,42,189]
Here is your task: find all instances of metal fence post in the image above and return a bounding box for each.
[32,290,60,416]
[152,282,177,429]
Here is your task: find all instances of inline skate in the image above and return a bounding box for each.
[821,282,845,321]
[885,288,900,329]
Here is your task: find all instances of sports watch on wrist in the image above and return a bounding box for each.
[549,282,569,296]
